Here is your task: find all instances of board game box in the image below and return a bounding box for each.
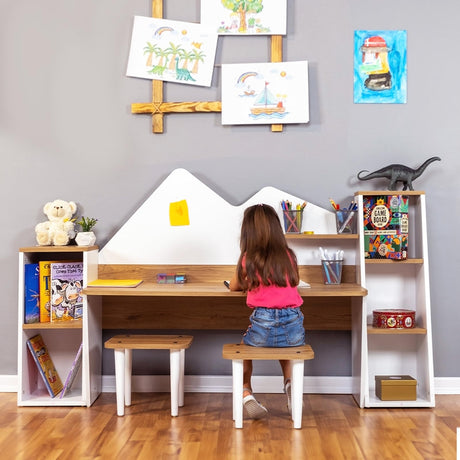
[363,195,409,260]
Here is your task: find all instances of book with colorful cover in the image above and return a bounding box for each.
[39,261,59,322]
[60,342,83,399]
[24,263,40,324]
[26,334,63,397]
[363,195,409,260]
[50,262,84,321]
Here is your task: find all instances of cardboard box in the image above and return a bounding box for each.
[363,195,409,260]
[375,375,417,401]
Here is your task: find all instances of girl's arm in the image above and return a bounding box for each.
[229,267,247,291]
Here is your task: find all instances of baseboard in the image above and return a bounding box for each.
[2,375,460,395]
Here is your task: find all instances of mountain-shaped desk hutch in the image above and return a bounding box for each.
[131,0,286,133]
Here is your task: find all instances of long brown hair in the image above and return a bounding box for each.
[237,204,299,290]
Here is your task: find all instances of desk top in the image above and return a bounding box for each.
[83,281,367,297]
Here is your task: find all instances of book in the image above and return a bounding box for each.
[363,195,409,260]
[50,262,84,321]
[24,263,40,324]
[60,342,83,399]
[26,334,63,397]
[39,261,59,322]
[87,279,143,288]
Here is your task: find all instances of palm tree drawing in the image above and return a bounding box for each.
[165,42,184,71]
[190,49,206,74]
[143,42,159,67]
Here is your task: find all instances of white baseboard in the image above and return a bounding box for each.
[2,375,460,395]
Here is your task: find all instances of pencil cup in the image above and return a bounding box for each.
[321,260,343,285]
[335,210,357,234]
[283,210,303,233]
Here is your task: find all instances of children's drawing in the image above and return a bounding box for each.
[126,16,218,87]
[354,30,407,104]
[221,61,309,125]
[169,200,190,226]
[201,0,286,35]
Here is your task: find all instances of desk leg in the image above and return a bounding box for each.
[113,349,125,416]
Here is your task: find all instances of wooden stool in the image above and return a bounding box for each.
[222,343,314,429]
[104,334,193,417]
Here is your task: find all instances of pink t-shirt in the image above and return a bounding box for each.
[243,255,303,309]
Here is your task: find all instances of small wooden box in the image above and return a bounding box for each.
[375,375,417,401]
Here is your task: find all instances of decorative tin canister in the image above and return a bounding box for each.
[372,309,415,329]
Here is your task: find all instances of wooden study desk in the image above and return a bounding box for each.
[83,264,367,331]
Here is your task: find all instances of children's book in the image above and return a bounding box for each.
[39,261,59,322]
[60,342,83,399]
[24,263,40,324]
[50,262,84,321]
[26,334,63,397]
[87,279,143,288]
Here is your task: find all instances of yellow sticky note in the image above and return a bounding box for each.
[169,200,190,226]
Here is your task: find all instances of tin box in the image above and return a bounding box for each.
[375,375,417,401]
[372,309,415,329]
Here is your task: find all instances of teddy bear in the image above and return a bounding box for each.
[35,199,77,246]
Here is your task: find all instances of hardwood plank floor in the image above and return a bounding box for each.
[1,393,459,459]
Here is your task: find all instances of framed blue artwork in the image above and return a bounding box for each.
[354,30,407,104]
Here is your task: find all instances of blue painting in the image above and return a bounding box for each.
[354,30,407,104]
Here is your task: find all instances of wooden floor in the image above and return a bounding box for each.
[1,393,459,459]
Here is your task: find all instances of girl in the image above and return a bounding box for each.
[229,204,305,419]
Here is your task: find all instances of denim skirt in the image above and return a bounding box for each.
[243,307,305,347]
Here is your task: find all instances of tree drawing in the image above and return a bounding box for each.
[143,42,159,67]
[190,49,205,74]
[165,42,184,71]
[221,0,264,33]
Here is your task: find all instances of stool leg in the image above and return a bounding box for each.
[124,349,132,407]
[113,348,125,416]
[232,359,244,428]
[179,348,185,407]
[170,349,180,417]
[291,359,304,429]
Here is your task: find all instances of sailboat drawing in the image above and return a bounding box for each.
[250,82,285,116]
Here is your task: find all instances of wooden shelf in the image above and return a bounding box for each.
[20,246,98,253]
[365,258,423,264]
[368,326,427,335]
[285,234,358,240]
[23,321,83,330]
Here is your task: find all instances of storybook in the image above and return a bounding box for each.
[26,334,63,398]
[24,263,40,324]
[60,343,83,399]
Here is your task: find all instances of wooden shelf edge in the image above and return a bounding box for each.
[365,258,423,264]
[355,190,425,196]
[20,245,98,253]
[367,326,427,335]
[285,234,358,240]
[23,322,83,330]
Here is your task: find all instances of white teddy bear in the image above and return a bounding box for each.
[35,199,77,246]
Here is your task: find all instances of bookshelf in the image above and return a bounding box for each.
[17,246,101,407]
[355,191,435,408]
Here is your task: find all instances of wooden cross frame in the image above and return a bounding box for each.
[131,0,284,133]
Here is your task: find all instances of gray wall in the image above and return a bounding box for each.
[1,1,458,378]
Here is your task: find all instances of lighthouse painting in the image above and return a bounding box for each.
[354,30,407,104]
[221,61,309,125]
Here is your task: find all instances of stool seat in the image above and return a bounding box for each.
[222,343,314,429]
[105,334,193,417]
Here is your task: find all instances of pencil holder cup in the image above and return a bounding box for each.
[283,210,303,233]
[335,210,357,234]
[321,259,343,285]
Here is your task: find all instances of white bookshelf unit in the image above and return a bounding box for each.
[355,191,435,408]
[18,246,101,407]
